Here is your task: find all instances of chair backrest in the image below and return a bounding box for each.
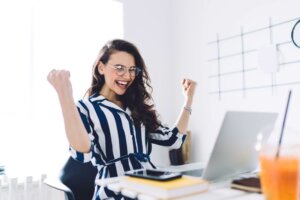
[60,157,98,200]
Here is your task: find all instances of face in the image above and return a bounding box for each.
[98,51,137,99]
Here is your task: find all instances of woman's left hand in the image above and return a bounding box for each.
[182,78,197,105]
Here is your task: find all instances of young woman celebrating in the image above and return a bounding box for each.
[47,39,197,199]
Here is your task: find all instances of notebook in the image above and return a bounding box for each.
[166,111,278,181]
[231,176,261,193]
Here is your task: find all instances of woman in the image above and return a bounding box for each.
[47,39,197,199]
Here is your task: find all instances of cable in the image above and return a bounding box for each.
[291,19,300,48]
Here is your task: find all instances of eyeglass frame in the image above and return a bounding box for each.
[106,63,142,77]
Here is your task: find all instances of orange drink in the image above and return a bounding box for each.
[260,146,300,200]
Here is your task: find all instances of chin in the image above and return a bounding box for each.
[115,89,127,96]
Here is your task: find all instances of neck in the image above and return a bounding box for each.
[100,92,124,109]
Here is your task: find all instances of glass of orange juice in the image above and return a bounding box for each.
[259,144,300,200]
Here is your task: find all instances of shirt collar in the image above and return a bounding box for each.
[90,94,131,114]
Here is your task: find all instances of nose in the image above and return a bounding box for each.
[122,68,132,79]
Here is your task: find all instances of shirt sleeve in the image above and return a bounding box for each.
[147,124,187,149]
[69,100,94,163]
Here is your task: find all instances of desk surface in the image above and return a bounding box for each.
[177,180,263,200]
[96,177,264,200]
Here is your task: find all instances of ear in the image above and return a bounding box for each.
[98,61,105,75]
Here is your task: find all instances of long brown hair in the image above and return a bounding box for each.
[86,39,160,132]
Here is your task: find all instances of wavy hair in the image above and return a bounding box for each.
[86,39,160,132]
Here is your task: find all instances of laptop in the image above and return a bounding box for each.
[164,111,278,181]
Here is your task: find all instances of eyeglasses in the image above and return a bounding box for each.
[106,63,142,77]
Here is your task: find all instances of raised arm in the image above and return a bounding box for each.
[176,78,197,133]
[47,69,91,153]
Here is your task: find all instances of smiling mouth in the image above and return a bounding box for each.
[116,80,129,88]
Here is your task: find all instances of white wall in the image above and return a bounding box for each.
[170,0,300,163]
[121,0,300,165]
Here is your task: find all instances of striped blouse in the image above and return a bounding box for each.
[69,94,186,199]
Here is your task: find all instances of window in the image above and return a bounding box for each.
[0,0,123,176]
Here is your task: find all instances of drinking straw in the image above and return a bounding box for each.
[276,90,292,158]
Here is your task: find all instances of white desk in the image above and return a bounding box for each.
[96,177,264,200]
[176,180,263,200]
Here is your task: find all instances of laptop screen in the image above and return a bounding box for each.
[202,111,278,181]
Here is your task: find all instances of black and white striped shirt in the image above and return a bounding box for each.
[69,94,186,199]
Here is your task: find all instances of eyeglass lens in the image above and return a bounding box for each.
[113,64,141,76]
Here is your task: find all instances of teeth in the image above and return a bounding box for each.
[116,81,128,85]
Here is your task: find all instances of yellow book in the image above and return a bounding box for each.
[120,175,209,199]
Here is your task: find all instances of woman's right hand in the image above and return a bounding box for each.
[47,69,73,98]
[47,69,91,152]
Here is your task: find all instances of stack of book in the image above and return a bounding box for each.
[118,175,209,199]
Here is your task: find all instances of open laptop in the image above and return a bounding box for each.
[163,111,278,181]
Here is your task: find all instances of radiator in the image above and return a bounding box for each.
[0,175,64,200]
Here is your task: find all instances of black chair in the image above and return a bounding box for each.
[44,156,98,200]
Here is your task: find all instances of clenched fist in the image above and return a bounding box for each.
[47,69,73,98]
[182,78,197,102]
